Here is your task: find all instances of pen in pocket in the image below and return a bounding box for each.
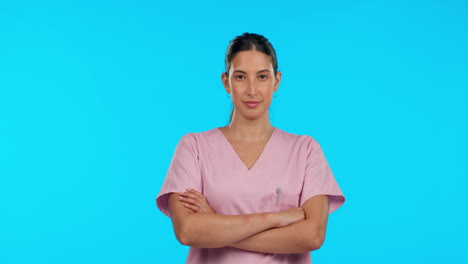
[276,187,282,205]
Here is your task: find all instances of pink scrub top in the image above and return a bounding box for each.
[156,127,345,264]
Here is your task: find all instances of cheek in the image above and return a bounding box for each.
[230,83,245,96]
[261,83,275,95]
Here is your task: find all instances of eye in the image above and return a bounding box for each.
[258,74,268,80]
[235,75,246,80]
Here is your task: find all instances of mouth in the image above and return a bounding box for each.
[244,101,260,108]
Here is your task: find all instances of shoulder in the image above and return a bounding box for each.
[176,127,221,148]
[180,127,219,141]
[274,127,319,149]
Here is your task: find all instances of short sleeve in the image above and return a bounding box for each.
[299,136,345,214]
[156,133,202,217]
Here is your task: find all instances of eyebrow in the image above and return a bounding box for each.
[232,69,271,74]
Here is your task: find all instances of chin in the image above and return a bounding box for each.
[243,111,267,120]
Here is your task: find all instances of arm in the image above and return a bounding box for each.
[168,192,304,248]
[230,195,330,254]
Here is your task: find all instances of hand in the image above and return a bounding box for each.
[272,208,305,228]
[178,189,216,213]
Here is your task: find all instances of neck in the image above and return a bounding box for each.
[223,111,274,142]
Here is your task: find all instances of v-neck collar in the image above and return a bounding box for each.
[216,127,277,172]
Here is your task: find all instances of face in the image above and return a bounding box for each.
[222,50,282,121]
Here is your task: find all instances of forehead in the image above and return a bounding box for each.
[230,50,273,71]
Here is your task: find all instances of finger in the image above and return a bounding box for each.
[181,193,208,207]
[186,189,208,203]
[183,203,200,212]
[180,192,200,200]
[179,193,204,205]
[179,196,202,206]
[185,189,204,200]
[179,196,208,211]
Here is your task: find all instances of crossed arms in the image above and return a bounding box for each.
[167,190,329,254]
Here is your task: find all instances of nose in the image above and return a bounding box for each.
[246,79,258,96]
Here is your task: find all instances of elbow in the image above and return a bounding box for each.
[304,231,325,252]
[308,236,325,251]
[174,222,195,246]
[176,233,191,246]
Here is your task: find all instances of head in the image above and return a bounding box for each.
[222,33,282,123]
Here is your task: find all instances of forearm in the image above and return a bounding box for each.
[169,192,278,248]
[175,212,276,248]
[231,195,330,254]
[230,219,323,254]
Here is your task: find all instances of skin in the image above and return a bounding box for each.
[168,191,305,248]
[220,49,282,143]
[179,190,329,253]
[168,49,330,253]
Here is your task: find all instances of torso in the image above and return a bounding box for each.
[218,126,275,170]
[187,127,313,263]
[157,126,345,263]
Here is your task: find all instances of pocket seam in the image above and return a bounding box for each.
[271,192,299,212]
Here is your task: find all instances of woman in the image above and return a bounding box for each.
[156,32,345,263]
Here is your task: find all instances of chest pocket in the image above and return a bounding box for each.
[271,187,300,212]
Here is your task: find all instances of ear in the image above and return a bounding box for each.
[273,71,282,92]
[221,72,230,94]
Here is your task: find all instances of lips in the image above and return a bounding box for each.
[244,101,260,108]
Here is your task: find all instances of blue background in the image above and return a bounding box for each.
[1,0,467,263]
